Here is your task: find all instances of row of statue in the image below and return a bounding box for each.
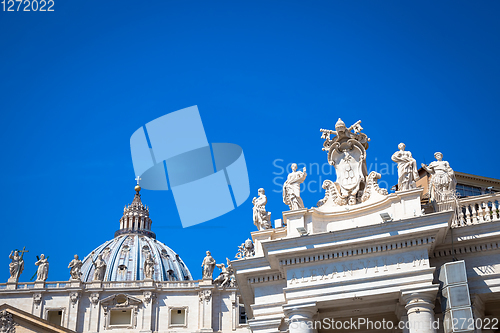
[7,250,154,283]
[9,248,236,287]
[251,118,457,230]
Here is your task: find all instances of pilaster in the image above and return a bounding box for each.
[198,280,215,332]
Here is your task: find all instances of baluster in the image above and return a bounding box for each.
[484,201,491,222]
[458,204,465,227]
[465,204,471,225]
[478,203,484,223]
[494,200,500,220]
[471,204,478,224]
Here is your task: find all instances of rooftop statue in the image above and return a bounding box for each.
[318,118,387,208]
[282,163,307,210]
[252,188,271,230]
[8,247,27,282]
[35,254,49,282]
[214,258,235,288]
[201,251,216,280]
[68,254,83,281]
[422,152,457,204]
[392,143,419,191]
[235,239,255,259]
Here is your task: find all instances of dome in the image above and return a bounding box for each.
[79,184,193,282]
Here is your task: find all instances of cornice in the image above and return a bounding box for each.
[278,236,436,268]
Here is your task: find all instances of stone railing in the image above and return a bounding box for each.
[101,281,143,288]
[456,193,500,227]
[0,280,200,291]
[157,281,199,288]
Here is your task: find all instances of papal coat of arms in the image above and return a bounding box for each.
[318,118,387,207]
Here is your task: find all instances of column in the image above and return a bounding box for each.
[283,303,317,333]
[401,288,439,333]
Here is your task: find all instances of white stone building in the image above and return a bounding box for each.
[0,185,250,333]
[232,119,500,333]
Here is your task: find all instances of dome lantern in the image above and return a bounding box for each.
[115,177,155,239]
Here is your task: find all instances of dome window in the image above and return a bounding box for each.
[117,265,127,274]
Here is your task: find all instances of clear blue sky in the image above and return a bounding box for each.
[1,1,499,282]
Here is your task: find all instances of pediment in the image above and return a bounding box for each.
[100,293,142,307]
[0,304,75,333]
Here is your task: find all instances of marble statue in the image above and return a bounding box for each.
[318,119,387,207]
[68,255,83,280]
[282,163,307,210]
[214,258,234,288]
[391,143,419,191]
[92,253,107,281]
[235,239,255,259]
[35,254,49,282]
[143,253,155,279]
[252,188,271,230]
[8,249,26,282]
[201,251,216,280]
[422,152,457,203]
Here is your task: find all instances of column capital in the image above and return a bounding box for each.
[400,286,438,315]
[283,302,317,318]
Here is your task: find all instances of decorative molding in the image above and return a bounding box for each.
[90,293,99,307]
[431,241,500,258]
[247,273,284,285]
[69,292,79,307]
[0,310,16,333]
[279,237,435,267]
[143,291,155,304]
[33,293,42,307]
[198,290,211,303]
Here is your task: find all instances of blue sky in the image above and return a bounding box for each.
[1,1,499,282]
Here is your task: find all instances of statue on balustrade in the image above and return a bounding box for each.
[214,258,234,288]
[8,249,26,282]
[68,254,83,280]
[253,188,271,230]
[391,143,419,191]
[92,253,107,281]
[201,251,216,280]
[143,253,155,280]
[35,254,49,282]
[421,152,457,203]
[283,163,307,210]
